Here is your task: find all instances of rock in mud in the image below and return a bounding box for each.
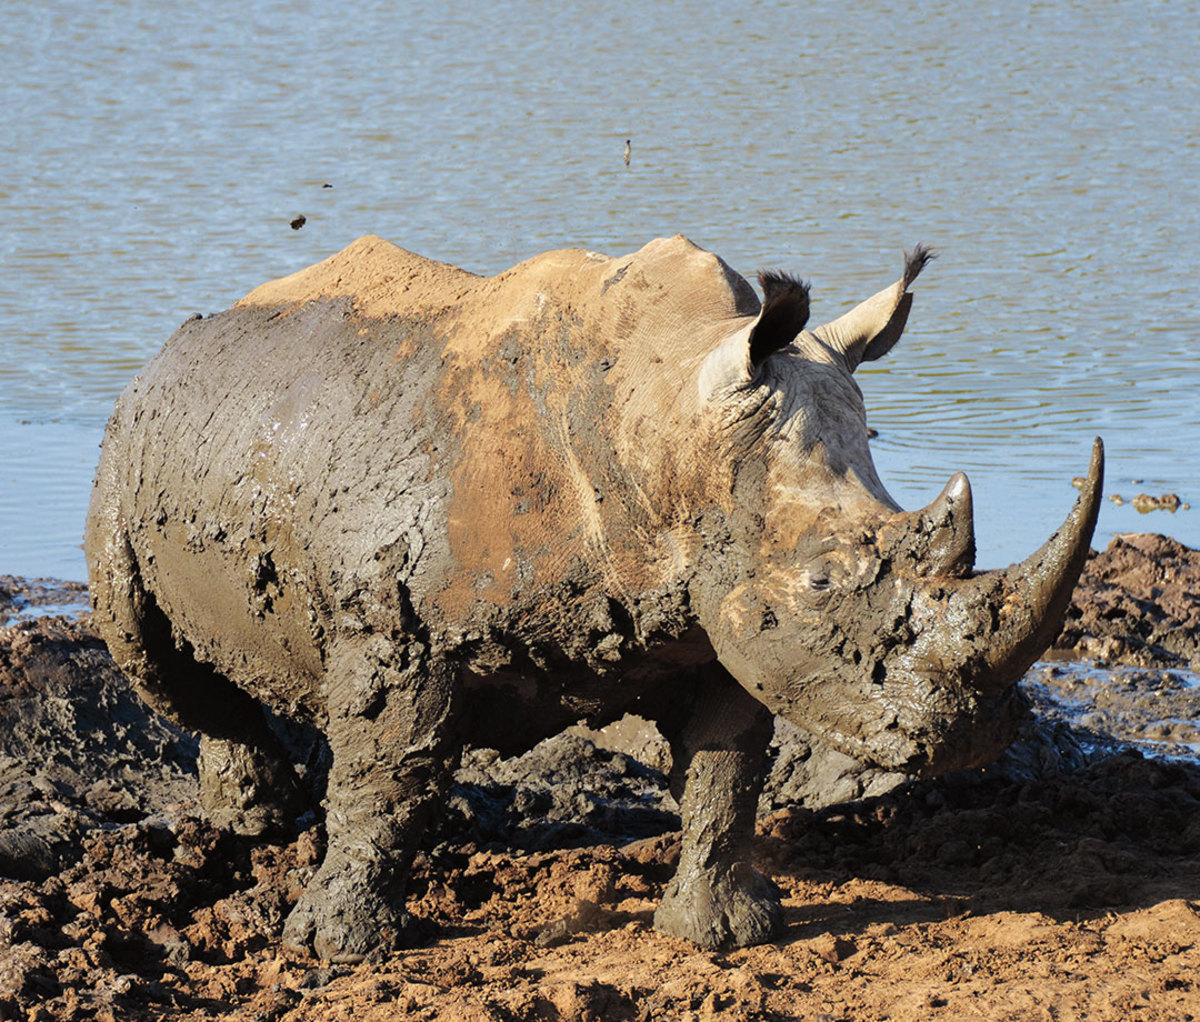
[1106,492,1187,513]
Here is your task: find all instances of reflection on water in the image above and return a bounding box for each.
[2,0,1197,580]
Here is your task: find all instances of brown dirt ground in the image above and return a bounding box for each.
[1,535,1199,1021]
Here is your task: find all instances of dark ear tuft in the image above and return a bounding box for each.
[750,270,810,368]
[758,269,809,305]
[903,244,936,288]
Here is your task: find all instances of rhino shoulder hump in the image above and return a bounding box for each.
[624,236,759,318]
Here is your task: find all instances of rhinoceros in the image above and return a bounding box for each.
[85,234,1102,959]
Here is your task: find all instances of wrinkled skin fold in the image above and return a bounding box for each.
[85,234,1103,957]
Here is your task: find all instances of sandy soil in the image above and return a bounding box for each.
[1,534,1198,1021]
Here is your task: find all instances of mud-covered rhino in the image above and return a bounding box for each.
[86,235,1102,959]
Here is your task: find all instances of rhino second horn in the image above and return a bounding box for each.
[916,471,977,578]
[942,437,1104,694]
[879,471,976,578]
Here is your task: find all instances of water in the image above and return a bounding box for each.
[3,0,1197,582]
[1026,661,1200,764]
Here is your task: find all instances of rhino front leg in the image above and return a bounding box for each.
[654,664,781,949]
[282,642,460,962]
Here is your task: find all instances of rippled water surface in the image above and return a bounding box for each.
[3,0,1197,580]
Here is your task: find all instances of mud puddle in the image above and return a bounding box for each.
[1027,660,1200,763]
[0,575,89,628]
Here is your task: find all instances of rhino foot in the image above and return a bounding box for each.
[197,735,309,839]
[282,856,417,963]
[654,859,782,949]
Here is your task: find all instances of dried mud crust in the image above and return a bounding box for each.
[1,533,1199,1020]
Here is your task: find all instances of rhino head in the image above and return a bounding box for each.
[679,247,1102,774]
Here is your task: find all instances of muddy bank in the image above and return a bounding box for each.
[1055,532,1200,670]
[0,614,197,883]
[1,747,1198,1021]
[0,533,1198,1019]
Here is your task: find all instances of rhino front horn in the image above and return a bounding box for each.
[960,434,1099,690]
[983,436,1104,685]
[911,438,1104,694]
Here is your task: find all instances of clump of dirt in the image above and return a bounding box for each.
[1108,491,1188,514]
[0,534,1198,1020]
[1055,532,1200,669]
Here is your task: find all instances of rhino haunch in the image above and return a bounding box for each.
[85,235,1102,957]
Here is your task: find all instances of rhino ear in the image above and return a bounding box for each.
[748,270,810,369]
[813,245,935,372]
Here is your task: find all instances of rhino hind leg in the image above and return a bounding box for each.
[90,529,308,838]
[282,641,461,963]
[195,732,310,838]
[654,665,782,950]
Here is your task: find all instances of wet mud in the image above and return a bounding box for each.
[0,576,89,627]
[1,533,1198,1020]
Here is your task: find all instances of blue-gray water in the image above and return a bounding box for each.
[3,0,1197,582]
